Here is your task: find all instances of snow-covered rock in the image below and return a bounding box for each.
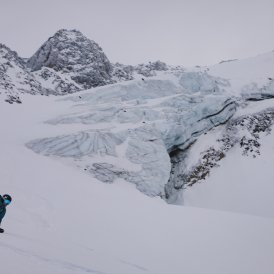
[163,53,274,203]
[112,60,183,82]
[33,67,81,95]
[179,98,274,218]
[166,106,274,202]
[27,29,113,89]
[0,44,46,103]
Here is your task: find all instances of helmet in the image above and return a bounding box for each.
[3,194,12,202]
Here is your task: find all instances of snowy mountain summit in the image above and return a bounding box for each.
[0,29,179,102]
[27,29,113,89]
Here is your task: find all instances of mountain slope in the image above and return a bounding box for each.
[164,51,274,213]
[183,98,274,218]
[208,51,274,99]
[1,94,274,274]
[0,29,184,101]
[1,30,274,274]
[0,44,46,103]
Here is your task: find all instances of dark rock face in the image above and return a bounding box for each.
[27,29,113,89]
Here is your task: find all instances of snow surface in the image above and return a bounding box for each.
[208,51,274,97]
[1,93,274,274]
[2,45,274,274]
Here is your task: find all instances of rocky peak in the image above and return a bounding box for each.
[27,29,113,89]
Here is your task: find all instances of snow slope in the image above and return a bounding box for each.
[208,51,274,98]
[0,44,46,102]
[165,51,274,218]
[184,98,274,218]
[1,93,274,274]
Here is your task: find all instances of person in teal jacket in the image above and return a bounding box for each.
[0,194,12,233]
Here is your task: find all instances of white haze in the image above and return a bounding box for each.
[0,0,274,66]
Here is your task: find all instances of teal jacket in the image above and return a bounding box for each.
[0,196,6,224]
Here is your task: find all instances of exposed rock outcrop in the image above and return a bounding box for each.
[0,44,46,102]
[27,29,113,89]
[166,107,274,203]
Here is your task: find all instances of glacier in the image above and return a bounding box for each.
[27,73,236,197]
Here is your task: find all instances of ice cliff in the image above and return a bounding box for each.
[27,73,236,197]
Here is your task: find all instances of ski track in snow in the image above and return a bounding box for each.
[0,234,151,274]
[0,241,108,274]
[0,237,152,274]
[119,260,148,272]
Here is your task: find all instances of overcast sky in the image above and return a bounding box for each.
[0,0,274,66]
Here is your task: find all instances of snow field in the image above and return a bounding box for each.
[0,93,274,274]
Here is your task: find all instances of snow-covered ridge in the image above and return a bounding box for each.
[0,29,183,102]
[0,44,46,103]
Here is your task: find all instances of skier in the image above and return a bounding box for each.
[0,194,12,233]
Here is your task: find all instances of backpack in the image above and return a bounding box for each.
[0,196,5,213]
